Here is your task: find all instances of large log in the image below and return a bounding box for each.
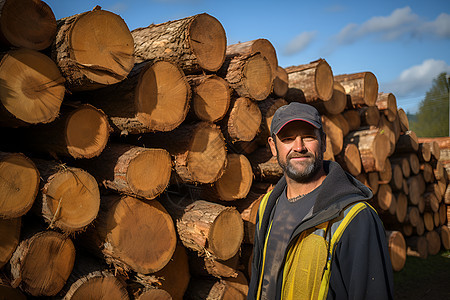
[256,97,288,144]
[311,81,347,115]
[389,162,403,191]
[359,106,380,127]
[272,66,289,98]
[334,72,378,107]
[285,58,334,103]
[321,115,343,155]
[385,231,406,272]
[335,143,362,176]
[0,0,56,50]
[79,60,190,135]
[219,52,273,101]
[0,217,20,268]
[376,93,397,122]
[188,251,239,278]
[0,48,65,127]
[132,13,226,73]
[374,184,393,211]
[82,195,177,274]
[0,152,39,219]
[378,158,392,184]
[52,7,134,91]
[418,142,432,162]
[76,144,171,200]
[397,108,409,133]
[187,74,230,122]
[32,159,100,233]
[395,131,419,153]
[342,110,361,132]
[9,230,75,296]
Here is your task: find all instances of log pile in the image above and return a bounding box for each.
[0,1,448,299]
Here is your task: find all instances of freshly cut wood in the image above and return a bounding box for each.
[376,93,397,122]
[367,172,380,195]
[402,178,409,196]
[344,128,389,172]
[438,225,450,250]
[446,184,450,205]
[414,217,425,236]
[335,143,362,176]
[359,106,380,127]
[221,97,262,143]
[14,104,110,159]
[334,72,378,107]
[387,194,397,215]
[426,230,441,255]
[390,156,410,179]
[424,192,439,213]
[395,131,419,153]
[418,142,432,162]
[329,113,350,136]
[342,110,361,132]
[406,235,428,259]
[164,198,243,260]
[82,60,190,134]
[397,108,409,132]
[135,288,171,300]
[323,135,335,162]
[434,211,440,228]
[312,82,346,116]
[285,58,334,103]
[219,52,273,101]
[433,160,445,181]
[132,13,226,73]
[405,206,420,227]
[407,176,421,206]
[203,154,253,201]
[395,193,407,223]
[247,146,283,183]
[389,163,403,191]
[141,122,227,184]
[187,74,230,122]
[188,251,239,278]
[437,175,447,196]
[379,158,392,184]
[77,144,171,200]
[223,271,249,297]
[427,183,443,203]
[374,184,393,211]
[272,66,289,97]
[386,231,406,272]
[153,242,190,300]
[84,195,176,274]
[402,224,413,237]
[423,212,434,231]
[257,97,288,143]
[377,115,396,156]
[439,203,447,225]
[0,217,20,268]
[0,48,65,127]
[185,277,246,300]
[321,115,343,155]
[0,152,39,219]
[9,230,75,296]
[53,7,134,91]
[430,140,441,161]
[226,39,278,78]
[0,0,56,50]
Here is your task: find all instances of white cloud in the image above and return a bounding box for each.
[421,13,450,38]
[383,59,450,98]
[283,31,317,56]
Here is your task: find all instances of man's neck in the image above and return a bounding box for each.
[285,169,327,199]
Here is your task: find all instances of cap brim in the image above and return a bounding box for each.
[275,118,321,135]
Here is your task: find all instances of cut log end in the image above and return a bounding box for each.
[226,97,262,142]
[63,273,129,300]
[0,152,39,219]
[386,231,406,272]
[315,59,334,101]
[324,81,346,115]
[0,49,64,126]
[136,288,172,300]
[273,66,288,97]
[244,54,273,100]
[215,154,253,201]
[192,75,230,122]
[363,72,378,106]
[0,0,57,50]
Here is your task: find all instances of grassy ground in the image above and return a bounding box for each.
[394,250,450,299]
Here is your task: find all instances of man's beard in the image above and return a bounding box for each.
[277,151,323,183]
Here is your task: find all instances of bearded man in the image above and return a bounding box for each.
[247,102,394,300]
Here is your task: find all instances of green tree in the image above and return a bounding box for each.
[410,72,449,137]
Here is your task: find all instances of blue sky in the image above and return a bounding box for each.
[46,0,450,114]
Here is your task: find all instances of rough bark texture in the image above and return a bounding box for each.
[334,72,379,107]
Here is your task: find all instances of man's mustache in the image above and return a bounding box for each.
[287,152,314,160]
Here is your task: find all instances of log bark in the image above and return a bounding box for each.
[334,72,378,107]
[406,235,428,259]
[82,195,177,274]
[32,159,100,233]
[0,48,65,127]
[376,93,397,122]
[0,217,20,268]
[187,74,230,122]
[219,52,273,101]
[335,143,362,176]
[76,144,171,200]
[52,7,134,91]
[285,58,334,103]
[0,0,56,50]
[9,230,75,296]
[0,152,39,219]
[79,60,190,134]
[272,66,289,98]
[385,230,406,271]
[132,13,226,73]
[321,115,343,155]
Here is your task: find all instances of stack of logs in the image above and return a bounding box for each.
[0,0,448,299]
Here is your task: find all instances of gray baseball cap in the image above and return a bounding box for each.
[270,102,322,135]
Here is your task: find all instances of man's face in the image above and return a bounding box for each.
[268,121,325,183]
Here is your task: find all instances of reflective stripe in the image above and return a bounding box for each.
[258,191,272,230]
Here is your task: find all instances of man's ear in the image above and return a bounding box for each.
[268,136,277,157]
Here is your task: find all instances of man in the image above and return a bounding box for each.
[247,102,394,300]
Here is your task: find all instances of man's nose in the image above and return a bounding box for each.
[292,136,306,152]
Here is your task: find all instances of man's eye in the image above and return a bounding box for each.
[302,137,316,142]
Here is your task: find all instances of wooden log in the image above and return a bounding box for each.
[219,52,273,101]
[437,174,447,198]
[335,143,362,176]
[223,271,249,297]
[344,128,390,172]
[423,211,435,231]
[135,288,171,300]
[0,217,20,268]
[329,113,350,136]
[153,242,190,300]
[272,66,289,98]
[311,81,347,116]
[389,162,403,191]
[402,178,409,196]
[395,193,408,223]
[390,156,410,179]
[221,97,262,143]
[31,160,100,233]
[434,211,440,228]
[376,92,397,122]
[405,206,420,227]
[247,146,283,183]
[202,153,253,201]
[377,115,396,156]
[388,194,397,215]
[0,275,26,299]
[397,108,409,133]
[367,172,380,195]
[414,217,425,236]
[185,277,246,300]
[420,163,434,183]
[187,74,230,123]
[188,251,239,278]
[437,225,450,250]
[52,7,134,91]
[418,142,432,162]
[385,231,406,272]
[446,184,450,205]
[334,72,378,107]
[321,115,343,155]
[82,195,177,274]
[76,144,171,200]
[0,0,56,50]
[426,230,441,255]
[0,152,39,219]
[406,235,428,259]
[433,160,445,181]
[424,192,439,213]
[79,60,190,135]
[427,183,443,204]
[374,184,393,211]
[395,131,419,153]
[226,39,278,78]
[285,58,333,103]
[163,198,243,260]
[342,109,361,132]
[323,134,335,161]
[407,176,421,206]
[439,203,447,226]
[257,97,288,144]
[402,223,413,237]
[132,13,226,73]
[0,48,65,127]
[379,158,392,184]
[359,106,380,127]
[9,230,75,296]
[430,140,441,161]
